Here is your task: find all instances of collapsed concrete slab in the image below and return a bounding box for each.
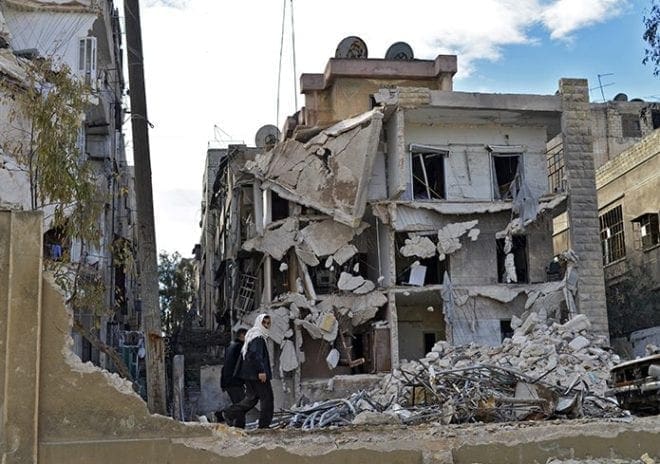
[247,109,383,228]
[436,220,479,260]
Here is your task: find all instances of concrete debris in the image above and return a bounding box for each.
[351,410,398,426]
[560,314,591,333]
[400,235,436,259]
[332,244,358,266]
[436,220,479,261]
[467,228,480,241]
[295,243,320,267]
[279,339,299,373]
[279,262,289,272]
[504,253,517,283]
[375,313,621,409]
[568,335,590,351]
[326,348,340,369]
[324,256,334,269]
[353,280,375,295]
[337,272,365,291]
[246,109,383,227]
[277,314,623,429]
[242,217,297,261]
[300,219,367,257]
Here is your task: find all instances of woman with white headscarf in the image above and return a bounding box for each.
[224,314,274,429]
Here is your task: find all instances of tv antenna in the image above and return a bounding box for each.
[591,73,615,102]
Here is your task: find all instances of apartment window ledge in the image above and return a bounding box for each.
[642,243,660,254]
[603,257,627,269]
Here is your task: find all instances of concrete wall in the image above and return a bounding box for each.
[590,102,657,169]
[596,130,660,287]
[392,212,554,287]
[451,294,527,346]
[396,302,446,362]
[404,123,549,201]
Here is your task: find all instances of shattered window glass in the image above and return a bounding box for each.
[492,154,521,200]
[411,152,446,200]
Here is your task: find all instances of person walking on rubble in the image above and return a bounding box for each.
[218,328,247,425]
[224,314,274,429]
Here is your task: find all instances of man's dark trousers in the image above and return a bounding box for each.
[226,380,273,428]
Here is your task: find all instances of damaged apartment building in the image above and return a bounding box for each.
[198,37,609,405]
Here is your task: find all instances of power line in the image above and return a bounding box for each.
[276,0,286,128]
[290,0,298,111]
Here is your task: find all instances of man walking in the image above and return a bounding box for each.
[219,328,246,424]
[224,314,274,429]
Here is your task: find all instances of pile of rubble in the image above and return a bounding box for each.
[276,313,626,429]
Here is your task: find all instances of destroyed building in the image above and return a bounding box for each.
[0,0,143,377]
[195,38,609,410]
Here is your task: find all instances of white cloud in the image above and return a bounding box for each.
[132,0,625,254]
[540,0,626,40]
[143,0,190,9]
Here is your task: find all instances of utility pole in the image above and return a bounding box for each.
[123,0,167,415]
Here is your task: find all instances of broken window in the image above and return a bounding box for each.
[500,320,514,341]
[621,114,642,138]
[271,191,289,221]
[309,253,369,294]
[395,233,447,285]
[496,236,529,283]
[272,258,289,296]
[492,154,521,200]
[411,150,446,200]
[599,206,626,265]
[652,110,660,130]
[632,213,659,251]
[546,142,565,193]
[423,332,436,354]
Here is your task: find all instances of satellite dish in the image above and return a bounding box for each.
[255,125,281,149]
[335,36,368,59]
[613,93,628,102]
[385,42,414,60]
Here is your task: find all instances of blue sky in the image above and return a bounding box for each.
[457,0,659,100]
[138,0,659,255]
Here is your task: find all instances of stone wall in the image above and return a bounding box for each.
[559,79,609,336]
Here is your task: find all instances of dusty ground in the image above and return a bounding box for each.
[177,416,660,464]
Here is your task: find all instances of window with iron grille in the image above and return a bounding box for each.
[599,206,626,265]
[632,213,660,250]
[546,143,565,193]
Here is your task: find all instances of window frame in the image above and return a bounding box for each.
[78,36,97,89]
[632,213,660,251]
[599,205,626,265]
[408,144,448,201]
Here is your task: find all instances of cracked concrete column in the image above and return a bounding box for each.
[559,79,609,337]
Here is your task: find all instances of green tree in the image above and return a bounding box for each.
[643,0,660,76]
[158,251,195,337]
[1,57,101,244]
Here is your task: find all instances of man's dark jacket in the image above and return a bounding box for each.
[234,336,272,381]
[221,340,244,389]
